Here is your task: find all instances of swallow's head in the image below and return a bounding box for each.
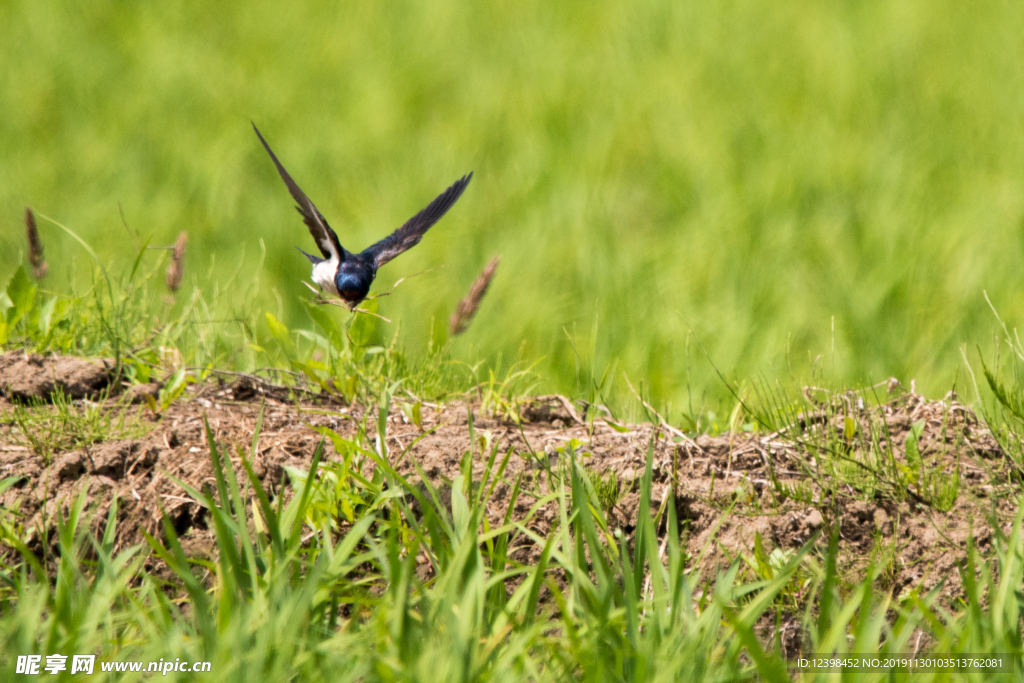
[335,272,370,305]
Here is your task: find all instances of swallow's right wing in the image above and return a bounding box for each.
[253,124,345,264]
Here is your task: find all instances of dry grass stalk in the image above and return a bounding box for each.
[302,282,393,322]
[449,256,500,336]
[165,231,188,292]
[25,207,48,279]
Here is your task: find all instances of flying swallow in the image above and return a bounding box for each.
[253,123,472,308]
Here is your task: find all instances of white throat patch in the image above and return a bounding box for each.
[311,259,339,297]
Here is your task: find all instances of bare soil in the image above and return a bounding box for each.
[0,352,1018,615]
[0,352,114,401]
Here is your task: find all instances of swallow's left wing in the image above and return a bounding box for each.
[253,124,346,264]
[362,173,472,268]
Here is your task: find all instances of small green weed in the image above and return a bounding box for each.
[6,388,149,464]
[587,466,628,517]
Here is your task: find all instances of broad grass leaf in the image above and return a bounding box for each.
[5,266,35,328]
[265,312,297,359]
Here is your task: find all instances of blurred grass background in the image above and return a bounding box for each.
[2,0,1024,414]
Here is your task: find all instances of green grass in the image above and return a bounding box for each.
[4,0,1024,414]
[2,258,1024,678]
[4,394,1024,681]
[6,2,1024,677]
[7,388,150,466]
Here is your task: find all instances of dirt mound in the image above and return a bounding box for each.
[0,362,1016,610]
[0,351,114,401]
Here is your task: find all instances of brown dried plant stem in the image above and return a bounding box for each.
[450,256,500,336]
[25,207,48,280]
[166,232,188,292]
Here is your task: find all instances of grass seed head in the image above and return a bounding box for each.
[449,256,500,336]
[24,207,48,280]
[165,231,188,292]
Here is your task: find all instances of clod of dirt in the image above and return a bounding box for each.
[228,377,259,401]
[519,395,582,425]
[51,452,85,483]
[0,351,114,401]
[87,441,160,480]
[124,383,161,404]
[802,509,824,530]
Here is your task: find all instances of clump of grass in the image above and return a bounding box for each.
[748,375,967,513]
[972,299,1024,485]
[6,388,150,464]
[586,465,629,518]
